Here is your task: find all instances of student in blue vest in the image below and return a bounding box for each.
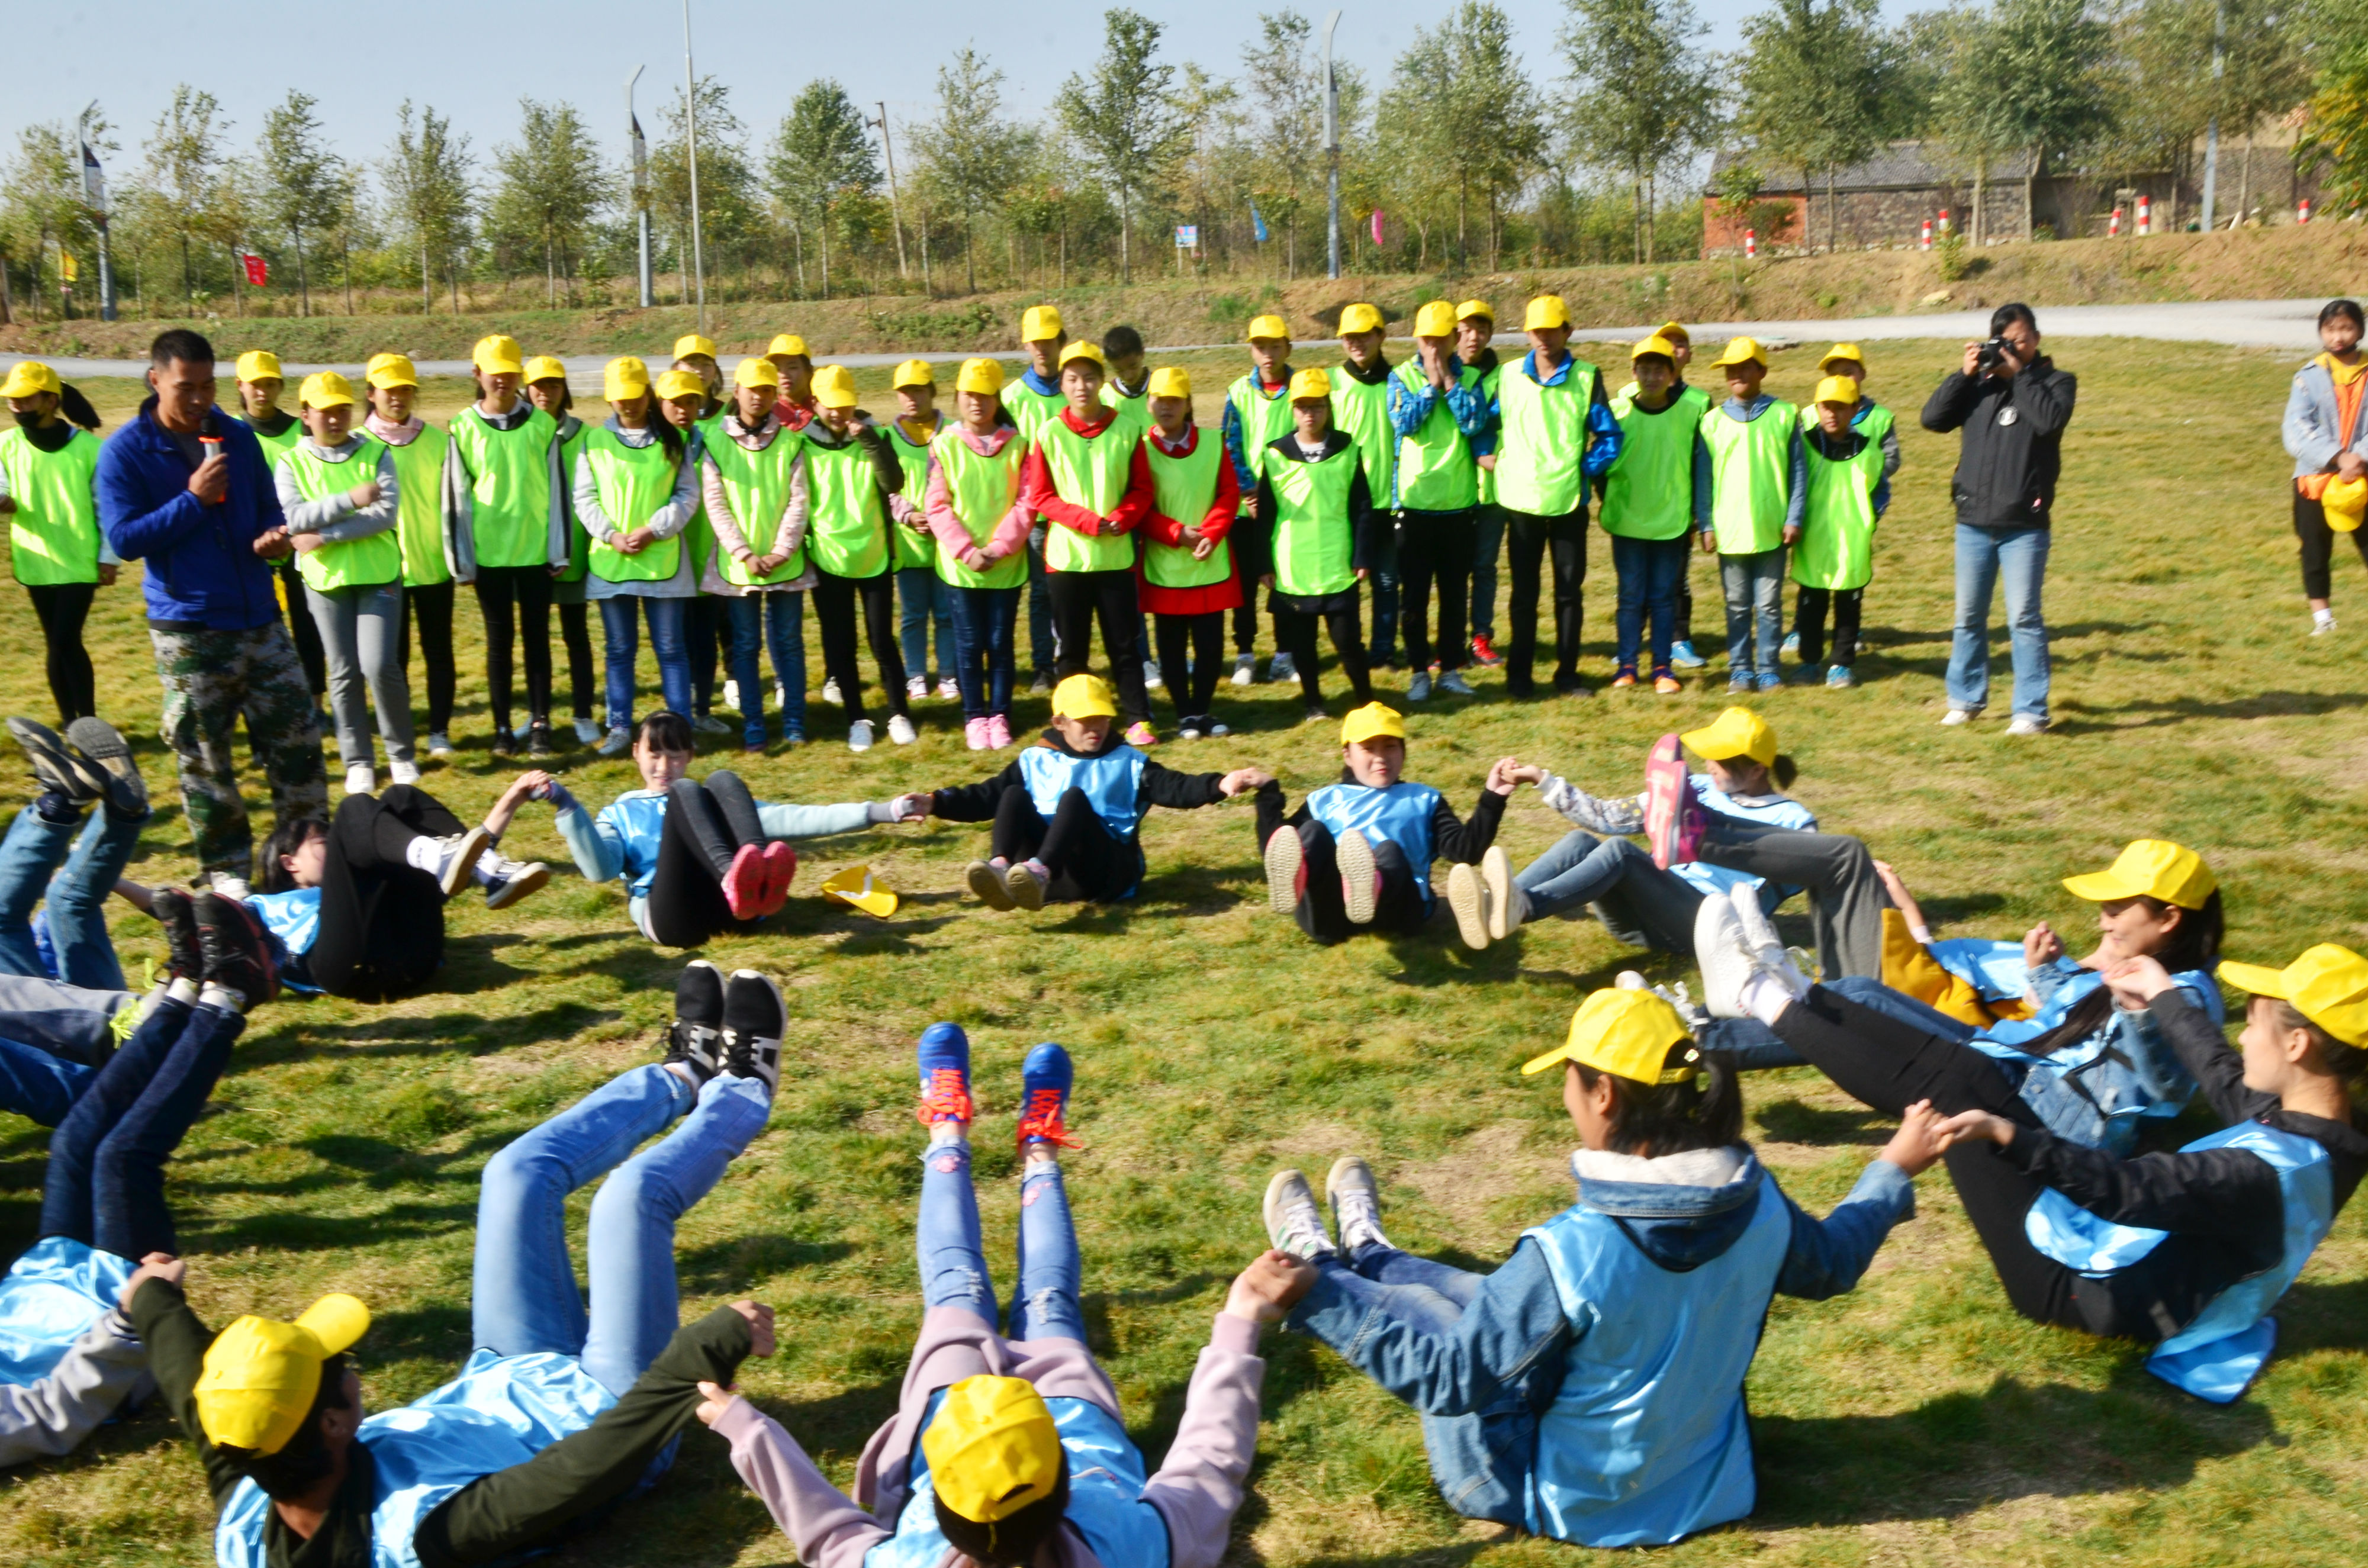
[1253,368,1376,723]
[899,674,1269,912]
[0,360,115,724]
[1260,984,1945,1546]
[123,965,786,1568]
[703,1026,1303,1568]
[1254,702,1511,946]
[1389,302,1494,701]
[1698,338,1805,694]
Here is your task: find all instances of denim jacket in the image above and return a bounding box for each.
[2282,358,2368,479]
[1977,957,2212,1154]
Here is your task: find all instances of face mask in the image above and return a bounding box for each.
[12,410,44,429]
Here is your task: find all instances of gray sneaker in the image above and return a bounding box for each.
[1405,669,1433,703]
[482,854,551,911]
[65,719,148,817]
[597,725,633,757]
[1436,669,1476,697]
[1267,651,1297,684]
[1327,1155,1393,1255]
[1263,1168,1337,1260]
[8,717,105,804]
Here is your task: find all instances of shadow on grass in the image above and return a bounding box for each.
[237,999,620,1063]
[2057,689,2368,733]
[1753,1096,1895,1147]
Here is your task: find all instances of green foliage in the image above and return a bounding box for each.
[1559,0,1713,264]
[485,98,610,310]
[1381,2,1546,271]
[1058,9,1189,282]
[766,80,881,299]
[255,91,343,316]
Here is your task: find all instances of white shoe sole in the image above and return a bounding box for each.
[1263,829,1303,916]
[485,861,550,911]
[1481,845,1515,940]
[442,826,493,900]
[1336,830,1378,925]
[966,861,1016,910]
[1005,864,1047,911]
[1446,862,1490,951]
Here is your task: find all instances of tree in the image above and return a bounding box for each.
[142,85,232,308]
[1059,9,1188,283]
[1384,3,1546,269]
[1968,0,2113,230]
[0,124,91,323]
[1736,0,1893,252]
[383,101,474,313]
[1561,0,1713,262]
[649,75,758,303]
[256,91,342,316]
[767,80,880,299]
[490,98,610,307]
[2302,0,2368,214]
[1237,11,1365,276]
[910,47,1026,293]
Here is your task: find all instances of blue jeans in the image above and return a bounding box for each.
[0,804,145,991]
[916,1138,1087,1343]
[0,1032,93,1126]
[1948,523,2051,721]
[39,996,243,1258]
[600,595,694,732]
[1514,830,1703,953]
[1719,547,1787,679]
[1609,533,1690,672]
[1469,506,1504,641]
[725,592,807,745]
[947,584,1021,723]
[472,1064,770,1396]
[1027,525,1056,677]
[897,567,955,682]
[1700,974,1978,1068]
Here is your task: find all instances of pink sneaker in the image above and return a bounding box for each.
[1123,720,1159,746]
[721,843,770,920]
[985,713,1013,749]
[964,716,990,751]
[760,841,798,915]
[1643,734,1706,870]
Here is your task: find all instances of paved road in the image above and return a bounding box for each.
[29,297,2330,390]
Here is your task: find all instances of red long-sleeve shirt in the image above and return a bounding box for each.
[1137,424,1243,615]
[1019,405,1154,562]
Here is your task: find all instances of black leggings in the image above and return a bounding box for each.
[401,578,458,734]
[558,598,597,720]
[1254,795,1428,945]
[2294,490,2368,600]
[811,567,909,725]
[308,785,462,999]
[646,771,767,948]
[991,784,1138,902]
[1794,585,1864,667]
[1047,568,1150,723]
[25,582,97,722]
[1272,604,1372,709]
[1153,612,1226,721]
[276,557,328,697]
[474,565,554,733]
[686,592,723,716]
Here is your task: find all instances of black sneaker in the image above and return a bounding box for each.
[527,722,556,759]
[663,960,728,1084]
[491,728,519,758]
[8,717,105,804]
[64,718,149,816]
[151,887,203,981]
[720,969,784,1095]
[191,890,279,1007]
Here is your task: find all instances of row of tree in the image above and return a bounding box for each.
[1,0,2359,322]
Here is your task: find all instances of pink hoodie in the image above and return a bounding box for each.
[924,426,1034,572]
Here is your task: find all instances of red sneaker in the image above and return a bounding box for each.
[1643,735,1704,870]
[721,843,770,920]
[760,841,798,915]
[1469,635,1504,667]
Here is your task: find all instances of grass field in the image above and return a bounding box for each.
[5,336,2368,1567]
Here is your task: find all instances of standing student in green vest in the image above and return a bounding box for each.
[236,349,329,708]
[1330,304,1399,668]
[1222,314,1298,688]
[702,356,812,753]
[925,359,1032,750]
[804,364,916,752]
[362,355,458,759]
[1137,366,1240,738]
[445,334,568,757]
[667,350,732,736]
[766,333,818,432]
[884,359,959,706]
[1007,305,1069,695]
[1698,337,1806,694]
[1783,344,1900,673]
[1616,321,1710,669]
[1388,301,1492,702]
[580,360,703,751]
[1100,324,1162,696]
[1602,336,1712,694]
[274,372,414,797]
[1791,376,1893,690]
[0,360,115,723]
[1254,368,1376,722]
[522,356,602,747]
[1490,295,1623,700]
[1455,300,1508,670]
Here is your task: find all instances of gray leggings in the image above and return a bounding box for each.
[305,581,416,768]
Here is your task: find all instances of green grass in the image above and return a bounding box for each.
[7,337,2368,1566]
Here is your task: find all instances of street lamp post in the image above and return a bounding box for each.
[629,67,653,308]
[1323,11,1342,281]
[681,0,708,332]
[78,102,115,322]
[873,102,910,282]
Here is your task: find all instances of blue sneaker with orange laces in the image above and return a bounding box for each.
[1015,1042,1078,1151]
[916,1022,975,1128]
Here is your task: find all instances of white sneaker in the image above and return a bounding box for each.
[390,759,422,786]
[1446,862,1491,950]
[573,716,603,745]
[1940,707,1981,727]
[1231,653,1256,687]
[723,678,741,710]
[937,675,960,701]
[481,854,551,910]
[1207,721,1231,737]
[822,676,844,706]
[429,826,494,899]
[906,675,929,700]
[597,725,633,758]
[1693,893,1758,1019]
[848,719,875,752]
[1614,970,1648,990]
[2006,715,2049,736]
[1327,1155,1393,1254]
[2312,611,2337,636]
[1143,659,1164,690]
[210,872,253,902]
[343,763,375,796]
[426,730,453,758]
[1730,884,1812,994]
[887,713,918,745]
[1262,1168,1337,1260]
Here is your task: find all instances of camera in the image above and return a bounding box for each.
[1976,337,2009,371]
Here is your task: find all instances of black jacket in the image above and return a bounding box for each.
[1919,357,2077,529]
[1253,430,1379,581]
[1253,770,1505,867]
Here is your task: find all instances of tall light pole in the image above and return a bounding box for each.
[629,67,653,308]
[78,102,115,322]
[873,102,909,281]
[2200,0,2225,231]
[1323,11,1343,280]
[681,0,708,331]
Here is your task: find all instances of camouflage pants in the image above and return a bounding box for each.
[150,622,328,882]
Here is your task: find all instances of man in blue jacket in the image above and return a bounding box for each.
[96,329,326,896]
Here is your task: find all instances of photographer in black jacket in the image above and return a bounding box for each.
[1921,303,2077,735]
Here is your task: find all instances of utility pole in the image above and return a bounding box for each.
[78,102,115,321]
[872,103,910,281]
[2200,0,2225,231]
[629,67,653,308]
[1323,11,1343,280]
[681,0,708,331]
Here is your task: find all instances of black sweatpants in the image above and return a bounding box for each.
[811,566,909,725]
[1153,611,1227,722]
[308,785,462,999]
[24,582,97,722]
[1504,507,1587,695]
[686,592,723,716]
[401,578,459,734]
[645,771,768,948]
[2294,490,2368,600]
[990,784,1138,903]
[275,557,327,697]
[1254,797,1427,945]
[558,598,597,721]
[1230,516,1270,656]
[1794,584,1865,668]
[473,565,554,733]
[1047,568,1151,723]
[1397,508,1475,671]
[1272,604,1372,709]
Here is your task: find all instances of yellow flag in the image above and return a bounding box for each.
[58,252,78,284]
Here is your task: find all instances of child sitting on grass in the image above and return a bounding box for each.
[1260,984,1942,1546]
[897,674,1270,910]
[700,1023,1305,1568]
[1255,702,1514,946]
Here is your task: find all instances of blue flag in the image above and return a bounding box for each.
[1250,201,1269,243]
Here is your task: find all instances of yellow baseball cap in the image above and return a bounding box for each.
[1058,340,1107,372]
[821,864,899,919]
[1707,337,1767,369]
[673,333,718,361]
[655,369,709,403]
[1455,298,1494,325]
[236,350,284,384]
[1655,320,1691,346]
[892,358,937,391]
[1681,706,1777,767]
[1522,988,1695,1080]
[1245,313,1291,343]
[194,1294,371,1455]
[473,336,525,375]
[1523,295,1571,331]
[1632,334,1680,362]
[955,358,1005,397]
[363,352,417,390]
[1021,305,1065,344]
[921,1374,1063,1525]
[1818,343,1867,374]
[1147,366,1191,400]
[603,357,653,402]
[522,355,568,385]
[1337,302,1384,336]
[733,355,780,390]
[810,365,858,408]
[2061,840,2217,910]
[1051,672,1118,719]
[767,334,810,361]
[1288,367,1332,401]
[1340,701,1406,746]
[2,360,62,398]
[2218,944,2368,1048]
[1412,301,1457,339]
[1813,375,1861,407]
[297,371,357,410]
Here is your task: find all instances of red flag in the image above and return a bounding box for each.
[1369,210,1385,246]
[242,252,269,287]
